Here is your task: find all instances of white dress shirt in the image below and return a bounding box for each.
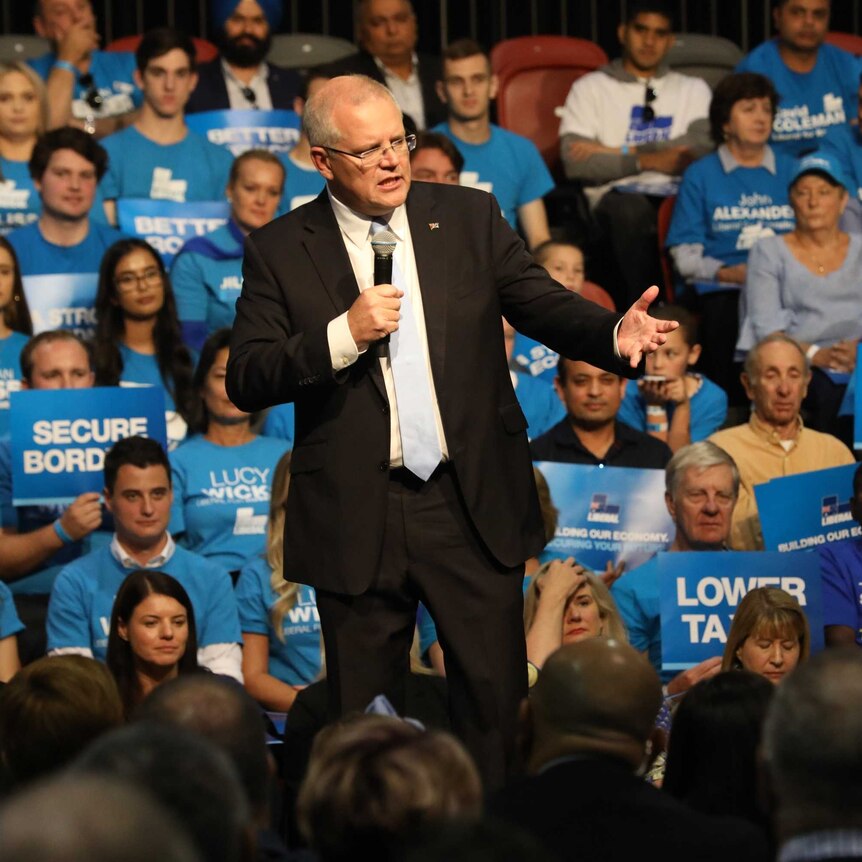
[222,60,273,110]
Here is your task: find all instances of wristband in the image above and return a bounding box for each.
[646,421,669,433]
[621,143,629,156]
[805,344,820,361]
[53,518,73,545]
[53,59,77,75]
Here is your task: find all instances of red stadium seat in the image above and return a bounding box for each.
[824,31,862,56]
[104,35,219,63]
[491,35,608,177]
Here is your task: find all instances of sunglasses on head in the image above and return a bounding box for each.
[642,85,656,122]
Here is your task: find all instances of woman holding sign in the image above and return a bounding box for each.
[92,239,196,451]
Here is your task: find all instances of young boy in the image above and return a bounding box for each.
[617,305,727,452]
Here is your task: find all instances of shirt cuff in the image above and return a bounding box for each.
[198,642,243,683]
[613,318,622,360]
[327,311,361,372]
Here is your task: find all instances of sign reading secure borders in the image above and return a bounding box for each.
[10,387,168,506]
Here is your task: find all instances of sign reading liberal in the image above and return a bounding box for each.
[659,550,824,671]
[185,109,301,157]
[23,273,98,338]
[116,199,230,266]
[755,463,861,553]
[536,462,673,571]
[10,387,168,506]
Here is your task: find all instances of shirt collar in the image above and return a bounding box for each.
[372,51,419,80]
[718,143,777,175]
[110,532,176,569]
[748,410,803,446]
[327,188,407,250]
[220,58,269,87]
[780,831,862,862]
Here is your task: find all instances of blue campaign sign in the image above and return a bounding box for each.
[535,462,673,571]
[660,550,824,671]
[23,273,98,338]
[185,109,301,157]
[116,199,230,266]
[10,387,168,506]
[755,464,861,552]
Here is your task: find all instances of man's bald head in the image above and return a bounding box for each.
[527,639,662,771]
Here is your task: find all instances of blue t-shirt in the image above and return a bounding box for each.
[170,222,243,335]
[0,581,24,639]
[617,374,728,442]
[667,148,795,266]
[100,127,233,203]
[261,403,295,448]
[7,221,124,276]
[47,541,241,659]
[280,154,325,213]
[0,331,28,438]
[431,123,555,229]
[169,435,290,571]
[824,125,862,205]
[736,39,861,158]
[235,556,321,686]
[819,538,862,645]
[0,158,40,235]
[512,371,565,439]
[512,333,559,384]
[29,51,141,120]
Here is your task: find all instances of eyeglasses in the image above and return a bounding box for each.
[78,73,103,111]
[642,85,656,123]
[241,86,258,109]
[115,267,163,292]
[324,134,417,169]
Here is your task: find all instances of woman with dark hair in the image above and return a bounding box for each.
[106,569,198,717]
[0,236,32,436]
[169,328,288,577]
[663,671,773,830]
[92,238,196,450]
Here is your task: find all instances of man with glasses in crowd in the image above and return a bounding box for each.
[559,0,711,308]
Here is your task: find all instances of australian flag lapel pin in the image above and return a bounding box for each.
[428,222,439,230]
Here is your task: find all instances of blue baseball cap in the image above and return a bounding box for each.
[789,151,851,192]
[211,0,283,31]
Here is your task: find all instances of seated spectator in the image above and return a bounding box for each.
[92,238,196,450]
[0,62,47,235]
[0,654,123,789]
[7,127,120,276]
[105,570,200,718]
[668,72,793,287]
[618,305,727,451]
[171,149,284,350]
[297,714,482,862]
[0,331,106,662]
[820,462,862,647]
[738,152,861,435]
[0,237,33,437]
[490,639,769,862]
[736,0,859,158]
[663,671,774,830]
[409,130,463,184]
[432,39,552,250]
[100,28,233,226]
[236,451,321,711]
[321,0,446,131]
[824,73,862,231]
[530,357,672,468]
[46,435,242,680]
[170,330,289,576]
[612,441,737,682]
[559,0,711,307]
[280,71,328,212]
[0,774,199,862]
[30,0,141,137]
[721,586,810,684]
[186,0,300,113]
[0,582,22,681]
[710,333,855,549]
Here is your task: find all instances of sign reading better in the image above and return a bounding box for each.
[10,387,168,505]
[185,109,301,157]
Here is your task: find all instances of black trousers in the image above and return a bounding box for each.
[315,463,527,791]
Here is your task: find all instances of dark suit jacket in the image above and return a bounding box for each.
[186,59,301,113]
[226,183,625,596]
[490,757,771,862]
[320,50,447,130]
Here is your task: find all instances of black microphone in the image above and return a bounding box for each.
[371,229,397,346]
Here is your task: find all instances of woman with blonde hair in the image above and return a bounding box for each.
[721,587,810,684]
[235,450,322,711]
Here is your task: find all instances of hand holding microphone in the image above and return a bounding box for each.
[346,230,402,352]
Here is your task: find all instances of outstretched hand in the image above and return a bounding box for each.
[617,285,679,368]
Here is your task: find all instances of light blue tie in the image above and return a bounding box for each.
[371,219,442,481]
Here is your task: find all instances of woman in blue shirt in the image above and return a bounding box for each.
[91,239,196,450]
[236,451,322,711]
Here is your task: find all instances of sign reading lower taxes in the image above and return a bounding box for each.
[10,387,168,506]
[22,273,98,338]
[535,462,673,571]
[185,109,301,157]
[755,463,861,552]
[659,550,824,671]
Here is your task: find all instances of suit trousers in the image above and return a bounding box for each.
[314,462,527,790]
